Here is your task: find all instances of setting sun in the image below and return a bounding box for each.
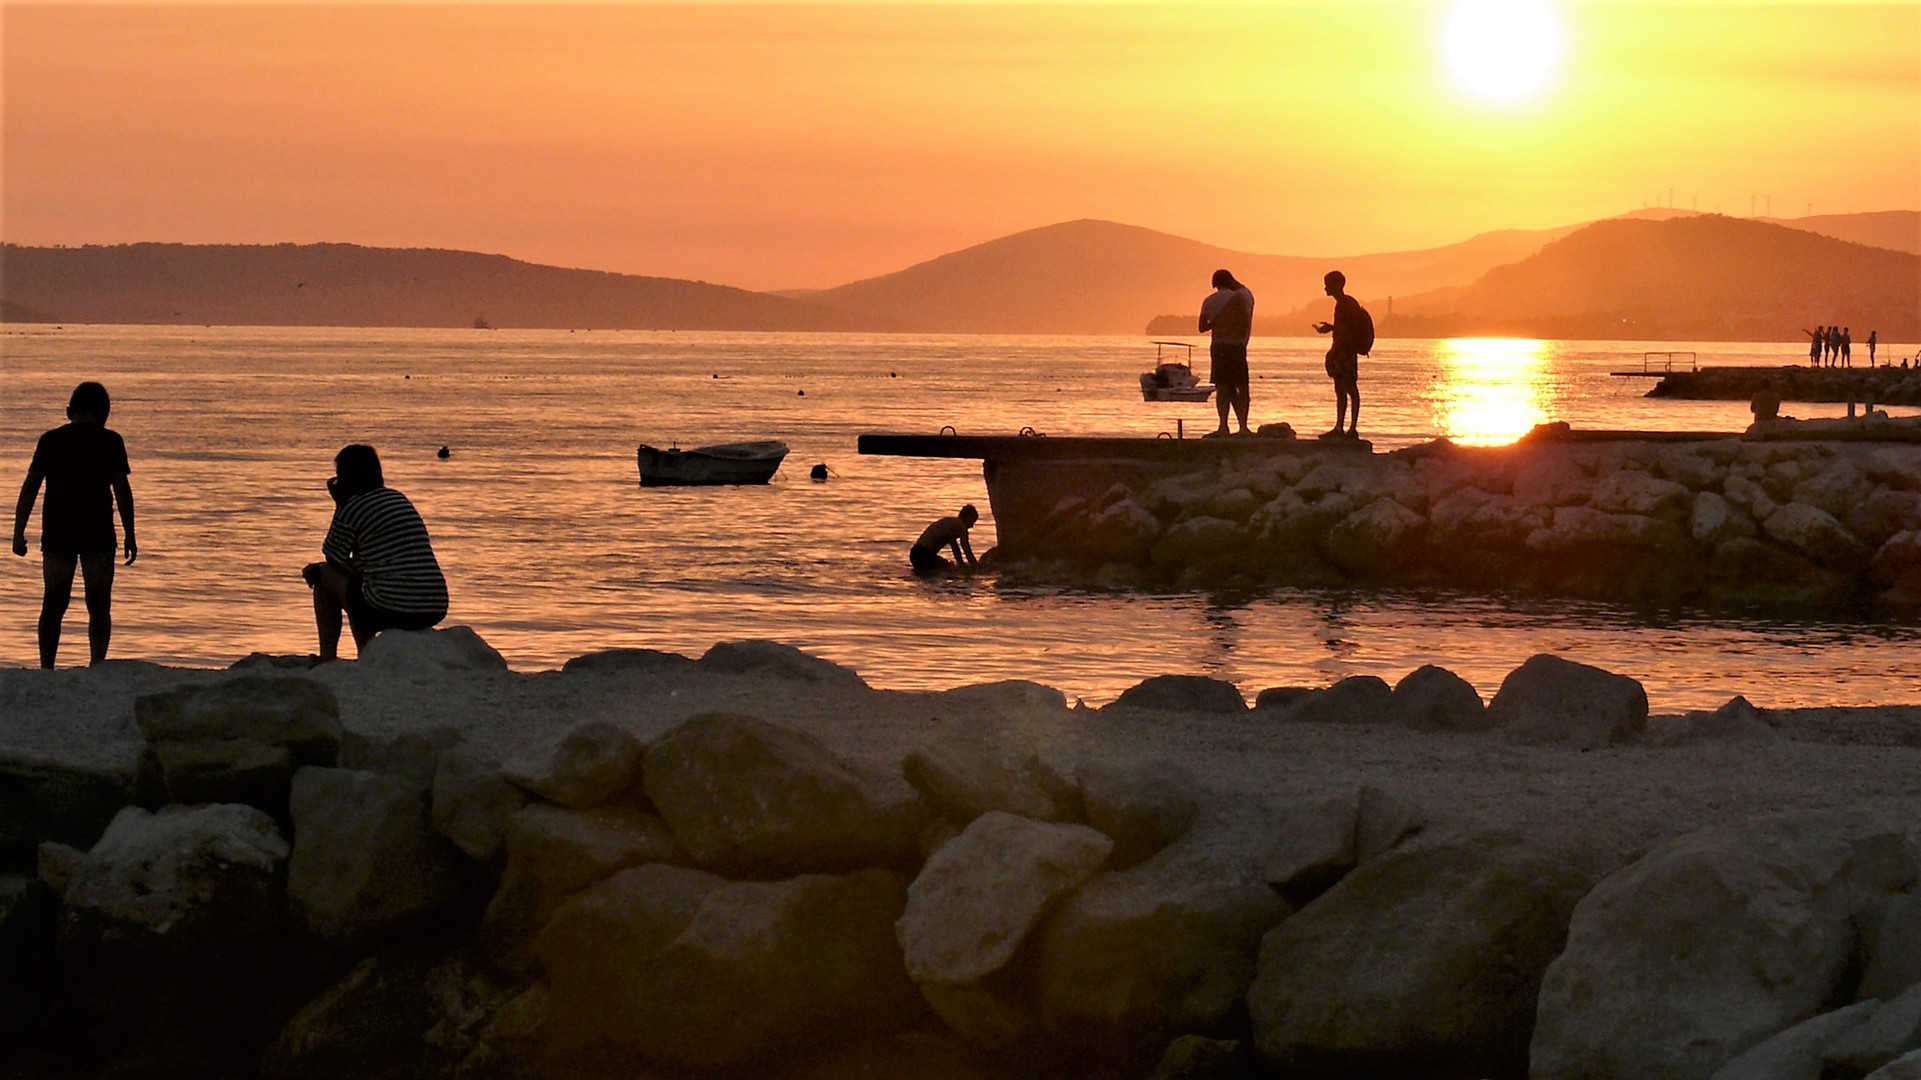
[1442,0,1566,105]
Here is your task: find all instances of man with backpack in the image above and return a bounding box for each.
[1313,270,1373,439]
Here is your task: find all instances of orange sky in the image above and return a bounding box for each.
[3,2,1917,290]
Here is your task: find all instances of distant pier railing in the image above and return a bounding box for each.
[1612,351,1698,378]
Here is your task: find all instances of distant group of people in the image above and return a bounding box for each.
[1804,325,1878,368]
[14,382,447,667]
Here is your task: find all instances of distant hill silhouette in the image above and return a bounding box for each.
[1370,215,1920,341]
[0,243,889,331]
[1757,211,1920,256]
[796,219,1581,335]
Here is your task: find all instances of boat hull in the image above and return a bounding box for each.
[638,441,789,486]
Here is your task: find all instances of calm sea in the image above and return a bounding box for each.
[4,325,1916,708]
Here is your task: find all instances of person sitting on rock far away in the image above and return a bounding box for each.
[11,381,137,668]
[302,444,448,661]
[1314,270,1372,438]
[1197,269,1256,437]
[910,504,980,574]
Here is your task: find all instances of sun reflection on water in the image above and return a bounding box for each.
[1432,337,1552,445]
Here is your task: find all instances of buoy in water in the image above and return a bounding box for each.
[797,389,805,396]
[810,463,828,481]
[437,446,451,459]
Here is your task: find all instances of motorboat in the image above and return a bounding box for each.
[1140,341,1215,402]
[637,440,789,486]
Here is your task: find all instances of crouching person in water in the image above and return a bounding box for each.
[302,444,448,660]
[911,504,980,574]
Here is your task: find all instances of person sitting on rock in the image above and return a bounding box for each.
[302,444,448,660]
[910,504,980,574]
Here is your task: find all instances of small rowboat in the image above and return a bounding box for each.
[1140,341,1215,402]
[637,440,789,486]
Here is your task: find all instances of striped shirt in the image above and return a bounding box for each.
[322,487,449,616]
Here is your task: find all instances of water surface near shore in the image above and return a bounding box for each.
[4,325,1917,708]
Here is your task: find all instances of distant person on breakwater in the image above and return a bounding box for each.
[1805,326,1825,366]
[1841,327,1853,368]
[11,382,137,668]
[1314,270,1373,438]
[302,444,448,661]
[910,504,979,574]
[1197,270,1256,437]
[1868,330,1878,366]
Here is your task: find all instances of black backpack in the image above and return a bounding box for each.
[1354,302,1376,356]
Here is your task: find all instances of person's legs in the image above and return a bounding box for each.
[1231,381,1251,432]
[303,561,352,660]
[1213,390,1232,435]
[77,550,116,665]
[1345,378,1361,434]
[38,552,78,669]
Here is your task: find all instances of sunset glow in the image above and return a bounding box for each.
[1432,338,1552,445]
[1442,0,1566,105]
[2,4,1916,289]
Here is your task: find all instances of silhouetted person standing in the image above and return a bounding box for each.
[1841,327,1852,368]
[911,504,979,573]
[1868,330,1878,366]
[302,444,447,660]
[1314,270,1372,438]
[12,382,137,668]
[1198,270,1255,437]
[1806,327,1824,366]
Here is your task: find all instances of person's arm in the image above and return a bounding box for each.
[112,475,136,565]
[12,468,43,557]
[1198,299,1215,334]
[959,534,977,566]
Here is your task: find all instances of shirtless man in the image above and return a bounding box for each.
[1313,271,1369,438]
[1197,270,1256,436]
[910,504,979,574]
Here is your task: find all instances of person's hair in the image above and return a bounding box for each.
[1324,270,1347,289]
[334,444,385,493]
[960,503,979,522]
[1211,269,1240,290]
[67,382,110,419]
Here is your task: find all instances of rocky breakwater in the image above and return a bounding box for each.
[5,628,1921,1079]
[1650,365,1921,407]
[999,428,1921,607]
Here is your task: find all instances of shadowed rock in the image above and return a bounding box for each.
[1648,695,1781,747]
[903,732,1081,825]
[1532,808,1919,1080]
[1078,758,1199,868]
[359,626,508,673]
[1825,984,1921,1076]
[1262,795,1359,904]
[643,712,922,876]
[1489,654,1648,750]
[1278,676,1394,725]
[501,719,643,809]
[899,811,1112,987]
[430,749,527,866]
[1251,833,1597,1079]
[1706,1000,1881,1080]
[559,648,697,676]
[698,640,868,688]
[1389,665,1489,732]
[540,864,921,1070]
[0,758,133,857]
[288,767,461,948]
[1862,894,1921,1002]
[1107,676,1246,714]
[133,676,341,815]
[1356,785,1428,862]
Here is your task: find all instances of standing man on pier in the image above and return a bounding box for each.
[1314,270,1372,438]
[1198,270,1255,437]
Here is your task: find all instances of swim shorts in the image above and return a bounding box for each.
[1210,341,1250,393]
[345,582,445,635]
[910,544,950,574]
[1325,348,1359,386]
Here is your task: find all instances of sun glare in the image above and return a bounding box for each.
[1442,0,1566,105]
[1433,338,1552,446]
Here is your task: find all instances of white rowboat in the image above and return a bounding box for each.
[638,440,789,486]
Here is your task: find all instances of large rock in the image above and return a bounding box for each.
[898,811,1113,987]
[1870,1050,1921,1080]
[1531,809,1919,1080]
[698,639,868,688]
[1825,983,1921,1076]
[643,712,922,876]
[560,647,697,676]
[0,873,57,1044]
[1032,854,1289,1067]
[0,757,136,856]
[1321,497,1426,577]
[1275,676,1393,725]
[1706,1000,1881,1080]
[287,767,461,947]
[338,726,462,793]
[539,864,921,1070]
[357,626,509,673]
[482,802,685,970]
[133,676,341,813]
[430,750,527,865]
[500,719,642,808]
[1388,665,1488,732]
[1488,653,1649,750]
[1106,676,1246,714]
[1691,491,1757,547]
[59,804,296,1072]
[1863,893,1921,1001]
[1647,695,1782,747]
[1078,758,1199,868]
[903,731,1081,825]
[1262,794,1359,903]
[261,943,513,1080]
[1764,503,1870,567]
[1249,833,1597,1078]
[1355,784,1427,862]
